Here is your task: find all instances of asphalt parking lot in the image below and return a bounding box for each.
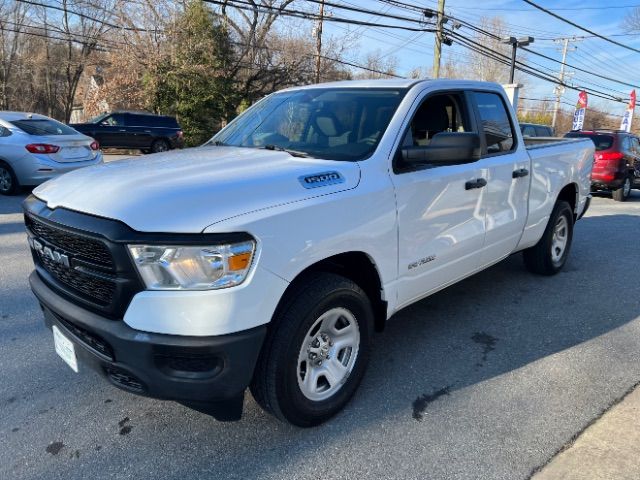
[2,185,640,480]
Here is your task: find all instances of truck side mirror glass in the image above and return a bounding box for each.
[400,132,481,168]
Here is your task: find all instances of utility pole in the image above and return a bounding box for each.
[432,0,445,78]
[315,0,325,84]
[552,37,580,129]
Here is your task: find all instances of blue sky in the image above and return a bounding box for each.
[313,0,640,114]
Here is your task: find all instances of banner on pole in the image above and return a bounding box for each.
[620,90,636,132]
[572,91,588,131]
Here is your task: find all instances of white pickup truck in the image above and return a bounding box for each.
[25,79,594,426]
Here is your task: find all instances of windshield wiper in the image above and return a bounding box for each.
[263,144,313,158]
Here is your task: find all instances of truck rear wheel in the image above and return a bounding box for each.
[523,200,574,276]
[250,272,373,427]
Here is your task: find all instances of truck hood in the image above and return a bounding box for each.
[34,146,361,233]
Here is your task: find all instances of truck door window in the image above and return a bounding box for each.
[402,93,469,147]
[473,92,515,154]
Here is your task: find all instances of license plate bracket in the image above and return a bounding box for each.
[53,325,79,373]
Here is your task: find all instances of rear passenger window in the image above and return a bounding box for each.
[522,125,535,137]
[474,92,515,154]
[138,115,178,128]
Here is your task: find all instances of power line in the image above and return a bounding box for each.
[447,30,627,104]
[205,0,435,32]
[448,15,640,93]
[521,0,640,55]
[448,3,640,11]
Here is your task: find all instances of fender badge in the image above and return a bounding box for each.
[299,171,345,189]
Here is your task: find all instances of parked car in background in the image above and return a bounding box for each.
[520,122,555,137]
[564,129,640,201]
[0,112,103,195]
[70,111,184,154]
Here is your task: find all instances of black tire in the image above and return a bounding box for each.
[612,176,632,202]
[150,139,170,153]
[250,272,374,427]
[523,200,574,276]
[0,162,20,196]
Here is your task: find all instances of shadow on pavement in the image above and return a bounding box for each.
[0,192,30,215]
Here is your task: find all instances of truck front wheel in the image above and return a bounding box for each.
[250,273,374,427]
[523,200,574,276]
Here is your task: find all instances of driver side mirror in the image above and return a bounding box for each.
[400,132,481,168]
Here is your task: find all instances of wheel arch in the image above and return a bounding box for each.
[557,182,578,220]
[273,251,388,333]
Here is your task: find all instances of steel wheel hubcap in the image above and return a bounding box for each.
[0,168,11,192]
[297,307,360,402]
[551,215,569,263]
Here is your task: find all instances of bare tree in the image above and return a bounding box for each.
[354,49,399,79]
[44,0,117,121]
[465,17,526,85]
[0,0,31,109]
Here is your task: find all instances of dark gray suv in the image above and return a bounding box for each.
[70,111,184,153]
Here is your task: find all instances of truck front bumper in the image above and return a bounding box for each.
[30,271,266,420]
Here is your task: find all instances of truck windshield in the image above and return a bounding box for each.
[209,88,407,161]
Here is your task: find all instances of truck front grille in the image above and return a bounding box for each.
[25,214,114,268]
[26,213,118,308]
[23,201,144,319]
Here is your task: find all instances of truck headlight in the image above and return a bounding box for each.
[128,240,255,290]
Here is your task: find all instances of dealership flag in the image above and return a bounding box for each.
[620,90,636,132]
[572,91,588,131]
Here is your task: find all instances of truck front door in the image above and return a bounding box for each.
[471,91,530,267]
[391,91,486,309]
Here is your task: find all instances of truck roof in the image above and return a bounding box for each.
[282,78,505,92]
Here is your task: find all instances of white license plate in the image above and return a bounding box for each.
[53,325,79,373]
[63,146,86,158]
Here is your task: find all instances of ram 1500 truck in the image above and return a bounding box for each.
[24,80,594,427]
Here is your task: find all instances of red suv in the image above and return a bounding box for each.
[565,130,640,201]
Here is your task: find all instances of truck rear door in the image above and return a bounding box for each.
[470,91,530,267]
[391,90,486,308]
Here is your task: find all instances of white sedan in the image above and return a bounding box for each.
[0,112,103,195]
